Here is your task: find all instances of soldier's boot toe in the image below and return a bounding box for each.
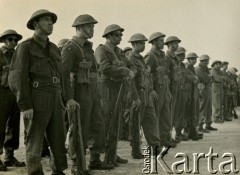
[0,160,7,171]
[4,157,26,167]
[89,160,114,170]
[116,155,128,164]
[161,140,177,148]
[205,126,218,131]
[198,128,210,133]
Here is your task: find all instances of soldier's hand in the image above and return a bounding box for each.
[132,98,141,111]
[128,70,135,79]
[21,109,34,120]
[66,99,80,112]
[150,90,158,101]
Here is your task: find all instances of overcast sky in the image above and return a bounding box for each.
[0,0,240,69]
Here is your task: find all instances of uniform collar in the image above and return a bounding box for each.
[151,47,162,56]
[166,50,175,58]
[105,41,117,53]
[72,35,92,48]
[33,33,49,48]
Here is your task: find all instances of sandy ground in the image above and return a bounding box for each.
[1,107,240,175]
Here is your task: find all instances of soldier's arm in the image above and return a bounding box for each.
[95,46,130,77]
[195,67,210,84]
[8,43,32,112]
[145,54,155,70]
[61,45,75,101]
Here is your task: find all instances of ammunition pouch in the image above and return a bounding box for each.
[1,65,9,87]
[76,61,92,84]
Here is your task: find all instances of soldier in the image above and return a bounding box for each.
[123,47,132,58]
[195,55,217,133]
[172,47,189,141]
[227,67,238,119]
[185,52,203,140]
[145,32,176,148]
[95,24,132,165]
[0,30,25,171]
[58,39,69,52]
[211,60,224,124]
[165,36,186,143]
[128,33,161,158]
[8,9,67,175]
[220,61,232,121]
[61,15,114,173]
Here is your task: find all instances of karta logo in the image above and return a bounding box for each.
[142,146,239,174]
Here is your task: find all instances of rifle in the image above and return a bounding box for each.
[105,80,128,164]
[71,107,87,175]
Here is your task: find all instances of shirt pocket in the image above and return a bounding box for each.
[29,49,51,75]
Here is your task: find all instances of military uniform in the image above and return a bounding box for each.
[0,46,20,162]
[211,61,224,122]
[61,36,105,159]
[185,58,201,139]
[95,40,134,164]
[8,9,67,175]
[221,66,231,120]
[145,47,172,146]
[129,51,161,147]
[195,61,212,129]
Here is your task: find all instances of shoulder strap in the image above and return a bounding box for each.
[70,39,86,62]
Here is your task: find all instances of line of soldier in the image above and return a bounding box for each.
[0,9,239,175]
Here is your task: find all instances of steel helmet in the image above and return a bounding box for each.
[211,60,222,67]
[175,47,186,55]
[27,9,57,30]
[72,14,98,27]
[164,36,181,45]
[0,29,22,42]
[186,52,198,59]
[123,47,132,52]
[128,33,148,43]
[102,24,124,37]
[58,38,69,48]
[148,32,166,43]
[199,54,211,61]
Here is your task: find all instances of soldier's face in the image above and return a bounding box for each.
[124,50,132,57]
[201,59,209,66]
[222,64,228,70]
[109,31,123,46]
[214,63,221,69]
[170,41,179,51]
[82,24,94,39]
[4,35,18,49]
[156,37,164,49]
[36,16,53,35]
[189,58,197,65]
[134,41,145,53]
[176,53,185,62]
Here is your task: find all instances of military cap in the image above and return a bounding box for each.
[211,60,222,67]
[233,67,238,72]
[123,47,132,52]
[128,33,148,43]
[199,54,211,61]
[148,32,166,43]
[228,67,237,74]
[0,29,22,43]
[27,9,57,30]
[186,52,198,59]
[58,38,69,48]
[164,36,181,45]
[221,61,229,66]
[175,47,186,55]
[102,24,124,37]
[72,14,98,27]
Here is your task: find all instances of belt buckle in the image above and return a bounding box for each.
[53,77,58,84]
[33,81,39,88]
